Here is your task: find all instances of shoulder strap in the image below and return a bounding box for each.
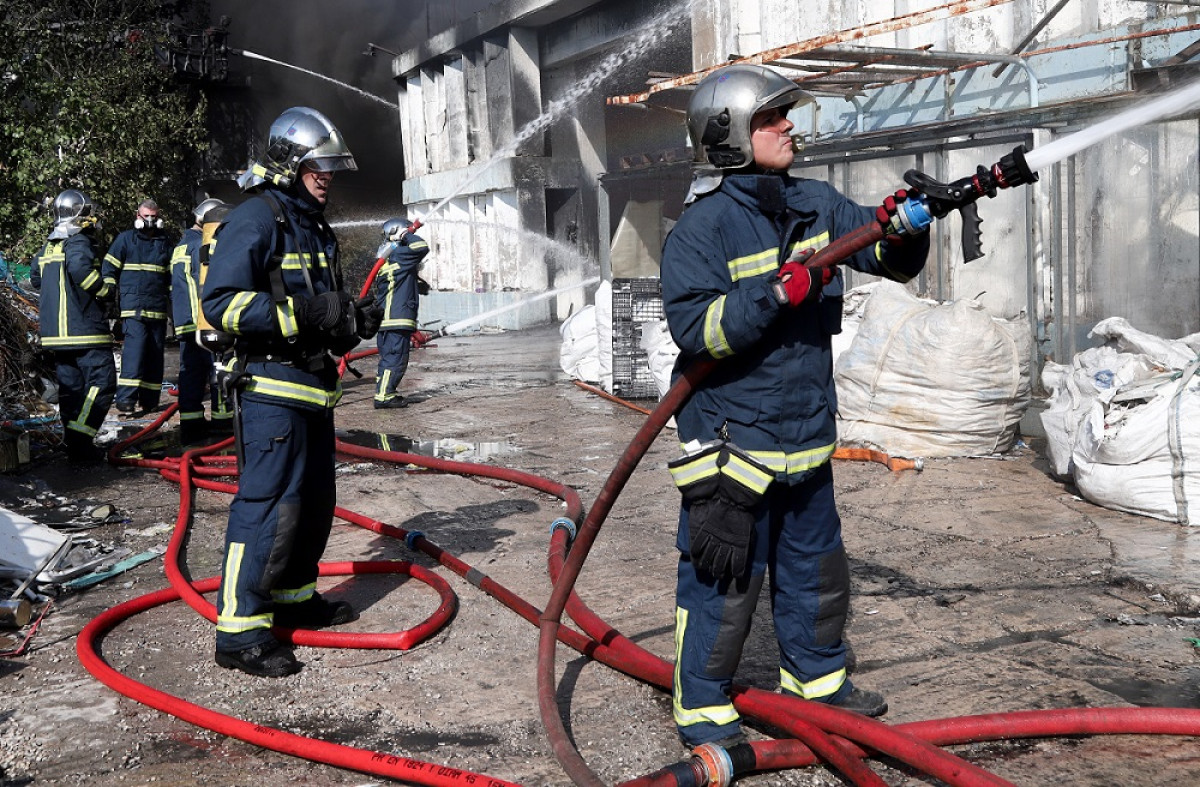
[255,192,303,302]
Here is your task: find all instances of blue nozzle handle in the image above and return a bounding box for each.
[896,197,935,235]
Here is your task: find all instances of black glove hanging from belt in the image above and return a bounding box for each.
[669,440,774,579]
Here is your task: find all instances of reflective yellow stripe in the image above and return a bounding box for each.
[66,385,102,436]
[748,443,836,476]
[244,377,342,408]
[124,263,169,273]
[42,335,110,348]
[408,239,429,251]
[223,292,256,333]
[780,666,846,700]
[216,542,273,634]
[280,252,329,272]
[179,410,206,422]
[722,452,774,494]
[672,607,740,729]
[703,296,732,358]
[271,583,316,604]
[80,270,100,290]
[119,310,168,319]
[104,253,123,270]
[276,299,299,338]
[375,369,393,402]
[380,318,418,330]
[118,378,162,391]
[727,248,777,282]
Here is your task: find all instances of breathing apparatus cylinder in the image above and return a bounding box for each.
[195,209,235,354]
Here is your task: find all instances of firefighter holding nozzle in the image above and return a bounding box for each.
[201,106,383,677]
[660,64,931,748]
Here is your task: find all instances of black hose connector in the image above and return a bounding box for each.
[995,144,1038,188]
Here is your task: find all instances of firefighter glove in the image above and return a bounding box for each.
[355,295,384,340]
[687,483,758,578]
[876,189,918,244]
[773,248,827,306]
[670,442,772,579]
[300,290,354,332]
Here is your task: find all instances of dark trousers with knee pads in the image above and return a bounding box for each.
[215,398,335,652]
[672,462,851,746]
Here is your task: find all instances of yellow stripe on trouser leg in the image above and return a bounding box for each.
[672,606,740,730]
[216,542,273,634]
[780,666,846,700]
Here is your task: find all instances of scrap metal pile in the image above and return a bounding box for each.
[0,285,53,422]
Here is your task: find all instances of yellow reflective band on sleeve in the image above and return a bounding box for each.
[727,248,778,282]
[780,666,846,700]
[216,542,273,634]
[104,254,124,271]
[703,296,733,358]
[244,377,342,409]
[408,239,429,251]
[80,270,100,290]
[223,291,256,333]
[747,442,836,477]
[276,298,299,338]
[672,607,741,729]
[271,583,316,604]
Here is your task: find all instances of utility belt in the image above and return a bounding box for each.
[239,346,329,374]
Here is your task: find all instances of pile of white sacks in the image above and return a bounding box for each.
[561,280,1032,453]
[1041,318,1200,524]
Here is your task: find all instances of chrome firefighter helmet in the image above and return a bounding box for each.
[686,64,813,170]
[192,197,225,225]
[381,218,409,242]
[240,106,357,190]
[49,189,98,239]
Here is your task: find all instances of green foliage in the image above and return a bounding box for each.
[1,0,210,260]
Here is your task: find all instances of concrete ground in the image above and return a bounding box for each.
[1,323,1199,786]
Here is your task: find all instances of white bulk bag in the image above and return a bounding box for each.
[835,281,1031,458]
[559,305,600,383]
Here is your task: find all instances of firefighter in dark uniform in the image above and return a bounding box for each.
[660,64,931,748]
[30,189,117,464]
[102,198,174,414]
[202,106,381,677]
[170,198,233,445]
[372,218,429,409]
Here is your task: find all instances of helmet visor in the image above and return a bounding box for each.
[303,154,357,173]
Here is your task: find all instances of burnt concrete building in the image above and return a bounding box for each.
[389,0,1200,378]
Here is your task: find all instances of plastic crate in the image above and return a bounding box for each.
[612,351,659,400]
[611,278,664,400]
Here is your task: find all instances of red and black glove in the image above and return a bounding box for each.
[876,189,913,245]
[773,247,832,307]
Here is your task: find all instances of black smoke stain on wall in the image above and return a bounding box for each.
[206,0,495,218]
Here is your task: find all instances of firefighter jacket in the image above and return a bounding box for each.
[373,233,429,332]
[170,228,203,335]
[200,186,345,413]
[660,172,929,483]
[30,232,112,350]
[102,228,173,320]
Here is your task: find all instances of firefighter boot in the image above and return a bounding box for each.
[273,593,359,629]
[215,639,302,678]
[827,684,888,717]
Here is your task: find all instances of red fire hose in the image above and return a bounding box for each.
[73,216,1200,786]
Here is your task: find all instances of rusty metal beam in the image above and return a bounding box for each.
[607,0,1015,105]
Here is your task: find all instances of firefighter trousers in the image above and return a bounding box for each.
[55,347,116,448]
[116,317,166,410]
[672,462,852,746]
[374,329,413,404]
[215,398,336,653]
[176,336,229,426]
